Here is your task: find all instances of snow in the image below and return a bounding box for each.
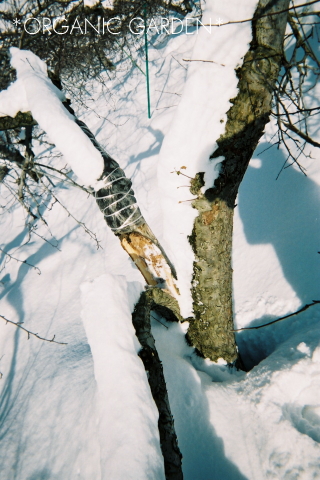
[157,0,257,316]
[0,0,320,479]
[0,48,104,187]
[81,275,165,480]
[0,80,29,118]
[84,0,100,7]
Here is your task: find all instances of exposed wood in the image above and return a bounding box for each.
[0,78,180,300]
[0,87,184,476]
[119,226,179,298]
[78,122,180,297]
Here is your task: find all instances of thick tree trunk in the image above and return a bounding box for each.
[187,0,290,363]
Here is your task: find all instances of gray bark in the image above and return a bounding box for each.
[187,0,290,363]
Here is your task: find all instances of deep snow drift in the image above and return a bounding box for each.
[0,1,319,479]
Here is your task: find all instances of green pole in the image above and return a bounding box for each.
[144,3,151,119]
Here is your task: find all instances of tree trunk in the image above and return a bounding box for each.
[187,0,290,363]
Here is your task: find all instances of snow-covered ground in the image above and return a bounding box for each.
[0,1,320,479]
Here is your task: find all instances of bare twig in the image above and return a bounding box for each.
[233,301,320,332]
[155,105,178,110]
[155,90,182,96]
[38,177,101,250]
[0,247,41,274]
[183,58,225,66]
[203,0,320,27]
[0,314,67,345]
[34,163,92,193]
[171,55,187,70]
[150,313,168,329]
[282,121,320,147]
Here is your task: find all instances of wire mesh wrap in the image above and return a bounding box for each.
[75,119,145,234]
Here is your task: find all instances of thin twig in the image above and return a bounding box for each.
[0,247,41,274]
[171,55,187,70]
[155,90,181,96]
[233,301,320,332]
[0,314,67,345]
[282,121,320,147]
[150,313,168,329]
[34,163,91,193]
[272,106,320,115]
[183,58,225,66]
[155,105,178,110]
[38,177,101,250]
[203,1,320,27]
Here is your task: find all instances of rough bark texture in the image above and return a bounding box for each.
[187,0,290,363]
[188,193,236,362]
[0,112,37,131]
[132,289,183,480]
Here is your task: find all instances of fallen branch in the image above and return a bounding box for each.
[233,300,320,332]
[0,314,67,344]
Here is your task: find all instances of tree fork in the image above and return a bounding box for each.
[132,289,183,480]
[187,0,290,363]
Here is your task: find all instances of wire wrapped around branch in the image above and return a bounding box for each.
[75,118,145,234]
[95,165,144,233]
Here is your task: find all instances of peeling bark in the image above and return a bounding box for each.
[73,116,179,298]
[188,0,290,363]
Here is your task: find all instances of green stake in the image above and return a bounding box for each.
[144,3,151,119]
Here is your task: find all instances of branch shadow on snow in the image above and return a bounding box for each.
[0,227,98,479]
[0,231,64,434]
[236,142,320,369]
[129,126,164,166]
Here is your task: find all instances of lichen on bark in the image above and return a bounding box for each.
[187,0,290,363]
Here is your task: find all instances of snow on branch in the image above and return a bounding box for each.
[0,48,104,187]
